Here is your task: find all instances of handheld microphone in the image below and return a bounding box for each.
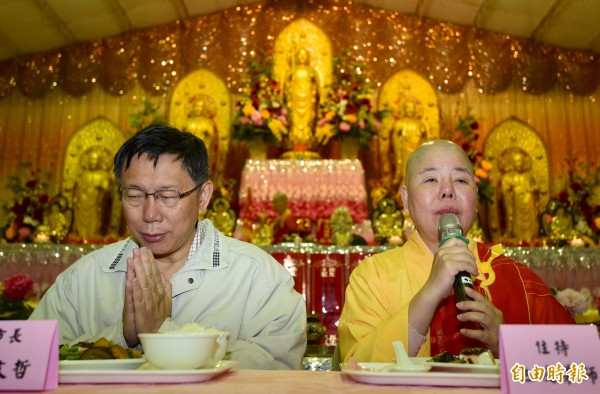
[438,213,474,303]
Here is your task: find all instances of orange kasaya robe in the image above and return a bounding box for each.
[429,242,575,356]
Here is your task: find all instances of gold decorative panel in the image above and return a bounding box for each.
[169,69,231,178]
[483,117,550,241]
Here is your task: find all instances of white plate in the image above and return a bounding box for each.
[59,360,238,384]
[59,358,146,371]
[412,357,500,374]
[342,363,500,388]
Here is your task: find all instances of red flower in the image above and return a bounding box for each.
[469,121,480,130]
[461,141,472,153]
[557,190,570,203]
[580,201,593,215]
[38,194,51,204]
[11,202,26,215]
[25,180,39,189]
[346,102,359,115]
[3,274,33,301]
[360,98,371,109]
[569,181,583,192]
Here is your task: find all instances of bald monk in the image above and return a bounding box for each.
[338,140,573,363]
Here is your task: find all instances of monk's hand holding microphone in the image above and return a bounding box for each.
[437,213,474,303]
[437,213,504,355]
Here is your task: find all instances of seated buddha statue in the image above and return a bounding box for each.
[205,197,236,237]
[252,213,274,246]
[330,206,354,247]
[372,197,404,245]
[271,192,297,243]
[546,200,578,246]
[183,94,219,174]
[284,47,320,150]
[42,195,72,243]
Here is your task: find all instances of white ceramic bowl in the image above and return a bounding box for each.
[139,332,230,370]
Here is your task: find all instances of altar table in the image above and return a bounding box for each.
[238,159,370,223]
[49,369,500,393]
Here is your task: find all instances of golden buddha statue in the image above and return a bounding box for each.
[380,99,427,203]
[252,213,274,246]
[500,150,539,243]
[183,94,220,175]
[284,47,319,150]
[372,197,404,245]
[42,195,72,243]
[271,192,297,243]
[545,200,578,246]
[205,197,236,237]
[72,146,113,240]
[330,205,354,247]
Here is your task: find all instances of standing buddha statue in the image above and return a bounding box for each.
[500,150,539,243]
[72,147,113,240]
[380,98,427,203]
[284,47,320,151]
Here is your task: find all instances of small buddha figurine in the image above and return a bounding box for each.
[284,47,320,150]
[372,197,404,245]
[205,197,236,237]
[330,206,354,247]
[42,196,72,243]
[252,213,274,246]
[547,200,578,246]
[271,192,297,243]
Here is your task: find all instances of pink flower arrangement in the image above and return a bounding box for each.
[232,59,289,145]
[316,51,385,149]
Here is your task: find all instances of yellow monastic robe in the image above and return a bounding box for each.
[338,232,442,363]
[338,232,573,363]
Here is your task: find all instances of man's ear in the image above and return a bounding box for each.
[400,185,410,217]
[198,181,214,215]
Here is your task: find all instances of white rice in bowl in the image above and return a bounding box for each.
[171,322,223,334]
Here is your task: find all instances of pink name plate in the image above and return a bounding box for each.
[0,320,58,392]
[499,324,599,394]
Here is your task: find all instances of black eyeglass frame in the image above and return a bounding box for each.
[118,183,203,206]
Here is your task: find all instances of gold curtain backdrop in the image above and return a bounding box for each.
[0,0,599,198]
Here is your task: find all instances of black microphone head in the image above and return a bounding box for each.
[438,213,462,239]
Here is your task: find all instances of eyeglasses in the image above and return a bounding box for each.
[119,184,202,208]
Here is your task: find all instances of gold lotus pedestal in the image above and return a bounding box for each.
[280,150,321,160]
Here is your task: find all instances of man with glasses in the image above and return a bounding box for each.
[30,124,307,369]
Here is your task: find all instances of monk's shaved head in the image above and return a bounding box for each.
[405,140,473,187]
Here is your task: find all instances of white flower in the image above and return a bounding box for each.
[555,288,588,316]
